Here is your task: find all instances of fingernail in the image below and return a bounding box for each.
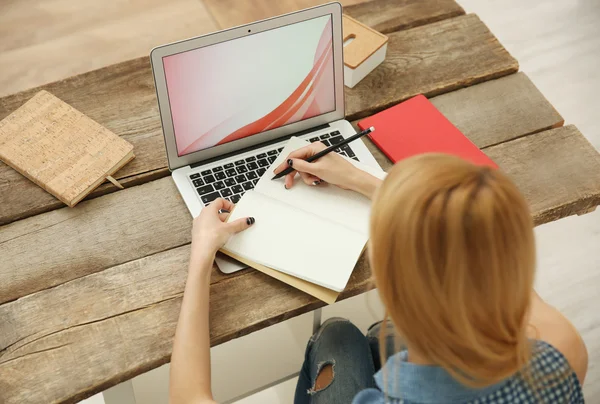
[284,184,288,190]
[218,209,230,214]
[312,181,320,186]
[246,217,255,225]
[287,159,293,167]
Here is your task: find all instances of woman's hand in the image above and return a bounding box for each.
[190,198,254,263]
[273,142,382,198]
[173,198,249,404]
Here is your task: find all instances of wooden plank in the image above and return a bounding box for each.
[202,0,465,32]
[0,179,191,304]
[0,57,166,179]
[0,246,370,404]
[0,12,515,226]
[429,72,564,148]
[361,124,600,224]
[344,13,518,121]
[344,0,465,34]
[485,125,600,225]
[351,72,564,149]
[2,125,600,402]
[0,164,169,227]
[202,0,369,29]
[0,72,566,304]
[0,57,167,226]
[1,124,597,309]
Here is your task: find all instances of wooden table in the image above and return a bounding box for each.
[1,1,600,402]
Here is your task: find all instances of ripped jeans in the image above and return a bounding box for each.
[294,317,396,404]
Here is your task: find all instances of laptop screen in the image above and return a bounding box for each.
[162,15,336,157]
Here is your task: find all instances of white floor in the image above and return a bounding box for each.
[82,0,600,403]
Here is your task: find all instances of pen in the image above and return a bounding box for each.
[271,126,375,180]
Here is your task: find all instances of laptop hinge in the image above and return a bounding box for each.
[190,123,331,168]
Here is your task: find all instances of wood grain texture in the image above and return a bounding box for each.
[344,13,519,121]
[342,15,389,69]
[203,0,368,29]
[0,179,191,304]
[0,1,597,403]
[0,12,517,226]
[0,71,567,305]
[484,125,600,225]
[0,57,166,225]
[1,123,597,308]
[350,72,563,148]
[360,124,600,224]
[0,57,164,179]
[344,0,465,34]
[0,245,371,404]
[1,124,599,403]
[0,90,134,206]
[429,72,564,148]
[0,0,218,98]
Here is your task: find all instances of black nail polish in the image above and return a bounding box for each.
[219,209,230,214]
[312,181,320,186]
[287,159,293,167]
[284,184,288,190]
[246,217,252,225]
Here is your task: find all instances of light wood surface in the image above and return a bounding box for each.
[0,11,515,226]
[0,90,134,206]
[1,0,600,402]
[0,0,218,98]
[203,0,368,29]
[342,15,388,69]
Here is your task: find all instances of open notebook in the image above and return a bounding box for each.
[221,137,386,292]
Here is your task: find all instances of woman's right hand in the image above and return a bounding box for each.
[273,142,382,198]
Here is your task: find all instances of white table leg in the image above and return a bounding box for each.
[102,379,136,404]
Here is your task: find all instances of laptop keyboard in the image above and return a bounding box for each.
[189,130,360,206]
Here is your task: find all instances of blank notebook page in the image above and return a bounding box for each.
[223,191,367,292]
[254,137,386,235]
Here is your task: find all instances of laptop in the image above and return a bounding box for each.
[150,2,381,273]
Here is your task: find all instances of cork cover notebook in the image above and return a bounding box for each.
[0,90,134,207]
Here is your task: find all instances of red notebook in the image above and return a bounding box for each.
[358,95,497,168]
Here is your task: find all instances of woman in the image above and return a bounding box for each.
[169,142,588,404]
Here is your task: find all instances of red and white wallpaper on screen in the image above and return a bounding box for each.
[163,15,335,156]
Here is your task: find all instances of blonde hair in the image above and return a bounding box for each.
[370,154,536,388]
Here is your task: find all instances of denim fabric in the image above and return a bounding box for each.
[294,318,376,404]
[297,318,584,404]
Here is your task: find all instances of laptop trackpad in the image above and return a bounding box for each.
[216,253,248,274]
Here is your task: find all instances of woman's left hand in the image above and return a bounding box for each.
[191,198,255,261]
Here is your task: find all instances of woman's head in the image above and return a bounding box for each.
[370,154,536,386]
